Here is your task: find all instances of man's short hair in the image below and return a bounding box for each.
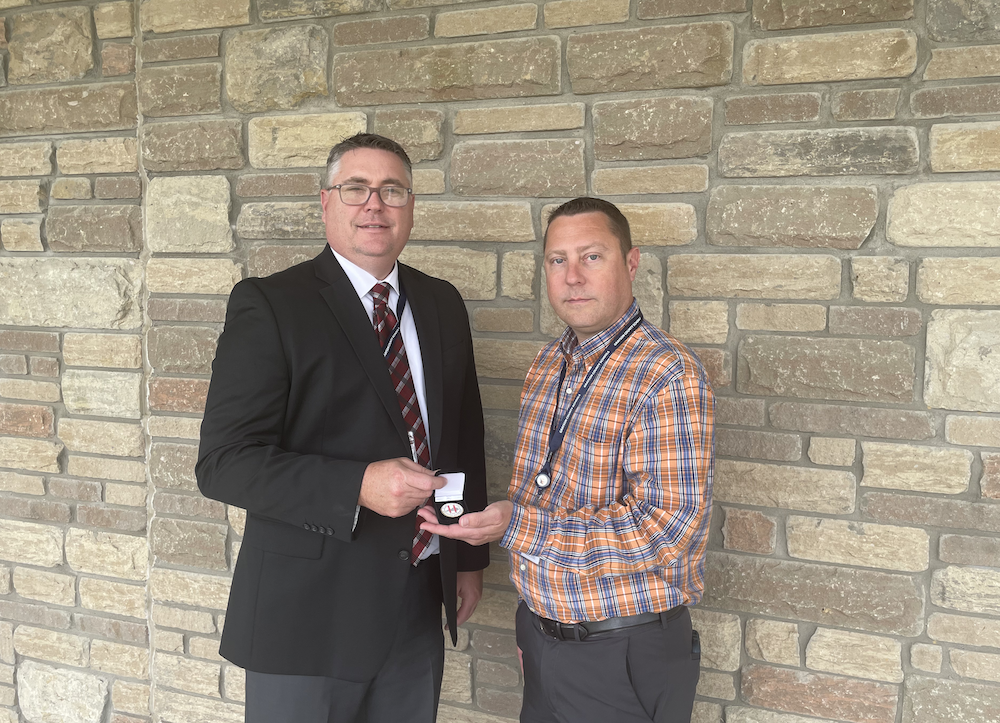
[323,133,413,190]
[544,197,632,258]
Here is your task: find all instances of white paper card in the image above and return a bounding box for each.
[435,472,465,502]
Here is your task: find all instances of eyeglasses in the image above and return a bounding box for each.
[331,184,412,208]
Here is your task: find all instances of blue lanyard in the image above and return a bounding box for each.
[534,311,643,490]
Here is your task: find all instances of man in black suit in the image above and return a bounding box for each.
[196,133,489,723]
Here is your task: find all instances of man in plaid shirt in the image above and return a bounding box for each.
[421,197,715,723]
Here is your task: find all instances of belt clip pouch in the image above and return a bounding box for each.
[434,471,466,525]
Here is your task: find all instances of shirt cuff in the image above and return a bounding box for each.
[500,503,550,559]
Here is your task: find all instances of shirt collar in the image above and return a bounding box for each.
[330,247,400,301]
[559,299,641,367]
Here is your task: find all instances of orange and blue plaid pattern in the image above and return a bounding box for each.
[500,301,715,623]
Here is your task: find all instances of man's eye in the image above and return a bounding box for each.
[587,254,600,261]
[382,187,405,199]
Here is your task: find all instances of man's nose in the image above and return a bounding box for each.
[564,261,584,284]
[363,189,385,210]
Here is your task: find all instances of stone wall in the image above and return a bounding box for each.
[0,1,999,722]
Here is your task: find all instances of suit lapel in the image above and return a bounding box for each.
[400,265,445,467]
[314,249,410,446]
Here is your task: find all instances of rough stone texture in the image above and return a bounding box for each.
[753,0,913,29]
[436,4,537,37]
[140,0,250,33]
[63,334,141,369]
[951,649,1000,684]
[0,258,141,330]
[50,177,92,201]
[412,169,445,195]
[334,36,560,106]
[412,202,535,243]
[738,336,915,403]
[57,137,137,175]
[454,103,584,134]
[787,515,929,571]
[719,127,919,177]
[668,254,840,300]
[852,257,909,303]
[544,0,629,28]
[398,246,496,300]
[742,664,898,723]
[722,508,776,554]
[148,378,210,415]
[689,609,741,672]
[735,303,826,332]
[744,30,916,85]
[593,96,713,161]
[715,460,855,513]
[17,661,108,723]
[833,88,901,121]
[102,42,136,77]
[829,306,921,337]
[13,569,73,606]
[926,44,1000,80]
[473,340,544,381]
[940,534,1000,567]
[861,442,971,494]
[236,202,324,239]
[745,619,799,666]
[0,82,138,138]
[668,301,728,344]
[638,0,746,17]
[374,109,444,162]
[717,429,801,461]
[928,612,1000,648]
[142,119,243,172]
[142,33,220,63]
[58,419,143,457]
[725,93,821,125]
[931,565,1000,616]
[333,15,429,46]
[0,520,63,567]
[0,141,52,176]
[147,176,233,254]
[237,173,321,198]
[138,63,222,118]
[808,437,856,467]
[708,185,877,249]
[7,8,93,85]
[226,26,328,113]
[925,310,1000,412]
[919,258,1000,306]
[148,326,219,375]
[94,2,133,39]
[911,644,943,673]
[620,203,697,246]
[805,628,902,683]
[912,82,1000,118]
[567,22,734,93]
[903,676,1000,723]
[501,251,536,301]
[146,259,243,295]
[46,205,141,253]
[889,182,1000,247]
[452,140,585,197]
[0,179,44,214]
[248,113,366,170]
[257,0,380,21]
[591,165,708,195]
[0,218,43,252]
[248,245,322,277]
[62,370,141,419]
[946,416,1000,446]
[152,518,228,570]
[927,0,1000,43]
[931,121,1000,172]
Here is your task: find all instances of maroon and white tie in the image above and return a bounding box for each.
[371,282,433,564]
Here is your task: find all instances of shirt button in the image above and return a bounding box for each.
[398,550,410,562]
[519,564,526,571]
[564,386,573,395]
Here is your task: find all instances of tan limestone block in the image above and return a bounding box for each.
[412,169,444,195]
[147,176,233,253]
[753,0,912,29]
[926,44,1000,80]
[156,631,185,653]
[0,82,137,138]
[891,183,1000,246]
[236,173,320,198]
[0,471,44,495]
[592,165,708,195]
[472,308,533,333]
[12,568,74,607]
[695,671,735,701]
[149,441,198,491]
[8,7,94,85]
[0,217,43,252]
[931,566,1000,616]
[188,637,223,661]
[442,651,472,704]
[150,569,232,610]
[832,88,900,121]
[717,429,801,462]
[501,251,536,301]
[333,15,429,46]
[247,245,322,278]
[18,662,108,723]
[148,326,219,375]
[473,339,543,381]
[467,587,518,630]
[398,246,496,300]
[237,201,324,239]
[91,640,148,679]
[64,333,142,369]
[744,29,916,85]
[155,653,220,697]
[454,103,584,134]
[925,310,1000,412]
[374,108,444,162]
[452,139,585,197]
[0,378,59,403]
[94,2,133,38]
[927,612,1000,649]
[62,369,141,419]
[411,201,535,243]
[225,25,328,113]
[725,92,822,125]
[567,22,733,93]
[0,141,51,176]
[80,578,146,619]
[708,185,878,249]
[156,690,254,723]
[787,515,929,572]
[151,518,228,570]
[852,256,908,303]
[140,0,250,33]
[619,203,697,246]
[940,533,1000,567]
[0,0,26,10]
[104,483,147,507]
[58,137,137,175]
[248,113,366,169]
[0,437,62,473]
[68,456,145,483]
[668,301,728,344]
[745,619,799,666]
[147,258,243,295]
[931,121,1000,172]
[139,62,222,117]
[101,41,137,77]
[634,253,664,328]
[435,3,536,37]
[545,0,628,27]
[862,442,971,493]
[113,681,150,715]
[806,628,903,683]
[715,460,855,513]
[0,179,44,213]
[946,416,1000,446]
[142,33,220,62]
[735,303,826,332]
[808,437,856,467]
[910,644,942,673]
[638,0,746,18]
[142,119,243,172]
[223,664,245,702]
[47,205,142,253]
[722,508,776,554]
[228,506,246,537]
[58,419,143,457]
[50,178,91,201]
[258,0,379,20]
[689,609,741,672]
[65,528,147,581]
[919,259,1000,306]
[0,622,12,664]
[153,605,215,634]
[950,650,1000,683]
[914,83,1000,117]
[692,347,730,390]
[0,520,62,568]
[14,627,87,668]
[334,36,561,106]
[667,254,840,300]
[594,96,713,162]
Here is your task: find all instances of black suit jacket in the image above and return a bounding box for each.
[196,247,489,680]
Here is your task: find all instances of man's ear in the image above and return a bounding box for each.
[626,247,640,282]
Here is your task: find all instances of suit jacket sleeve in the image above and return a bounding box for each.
[196,278,366,542]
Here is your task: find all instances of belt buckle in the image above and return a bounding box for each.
[556,621,587,642]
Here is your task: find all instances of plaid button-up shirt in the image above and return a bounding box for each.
[500,301,715,623]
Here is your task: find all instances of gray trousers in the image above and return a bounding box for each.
[245,557,444,723]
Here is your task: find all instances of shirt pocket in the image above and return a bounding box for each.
[558,433,621,509]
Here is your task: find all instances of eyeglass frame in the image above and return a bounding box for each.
[329,183,413,208]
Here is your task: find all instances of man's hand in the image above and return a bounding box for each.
[418,500,514,546]
[455,570,483,627]
[359,458,444,518]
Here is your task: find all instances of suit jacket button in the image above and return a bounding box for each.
[325,528,333,536]
[310,524,318,532]
[303,523,310,530]
[398,550,410,561]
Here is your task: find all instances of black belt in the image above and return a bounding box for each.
[535,605,685,642]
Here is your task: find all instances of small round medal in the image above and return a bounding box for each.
[440,502,464,518]
[534,472,551,488]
